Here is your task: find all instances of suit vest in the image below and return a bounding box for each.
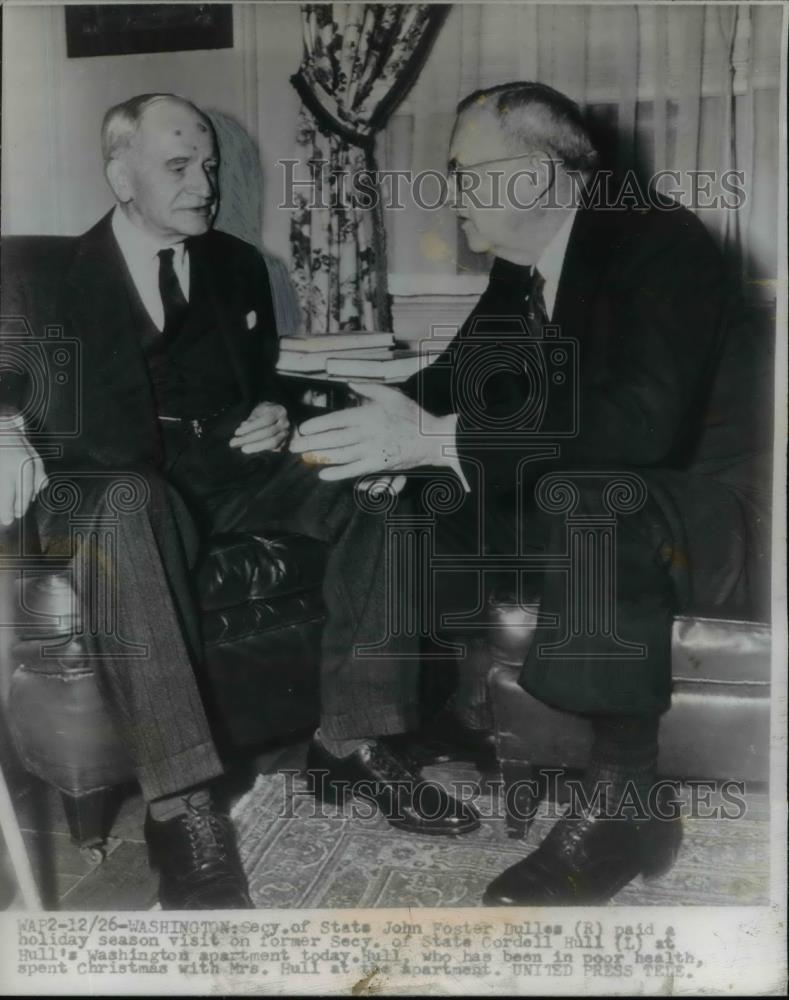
[123,256,240,420]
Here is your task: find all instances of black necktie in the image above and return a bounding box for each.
[487,258,550,336]
[525,267,549,333]
[157,247,188,337]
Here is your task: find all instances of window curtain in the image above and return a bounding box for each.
[382,3,781,302]
[289,3,449,333]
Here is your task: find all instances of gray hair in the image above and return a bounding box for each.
[100,93,213,164]
[457,81,598,174]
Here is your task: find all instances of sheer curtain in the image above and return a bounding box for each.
[383,3,782,303]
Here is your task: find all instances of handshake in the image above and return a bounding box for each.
[1,382,462,525]
[288,380,460,494]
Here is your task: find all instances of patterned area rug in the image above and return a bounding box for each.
[231,763,769,908]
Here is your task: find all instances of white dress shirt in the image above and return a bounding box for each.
[537,207,577,320]
[111,206,190,332]
[445,206,578,490]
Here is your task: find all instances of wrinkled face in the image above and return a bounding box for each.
[111,99,219,242]
[448,105,548,262]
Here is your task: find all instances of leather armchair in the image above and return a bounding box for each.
[1,232,773,862]
[487,599,771,838]
[4,521,325,851]
[1,234,325,855]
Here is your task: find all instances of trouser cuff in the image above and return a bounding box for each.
[319,703,421,741]
[137,741,224,802]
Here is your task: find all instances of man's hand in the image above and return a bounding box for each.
[0,425,48,526]
[230,401,290,454]
[289,382,455,480]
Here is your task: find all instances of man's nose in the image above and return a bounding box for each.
[187,165,215,200]
[447,172,460,211]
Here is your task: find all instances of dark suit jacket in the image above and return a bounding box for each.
[1,212,285,469]
[405,201,772,606]
[406,202,768,484]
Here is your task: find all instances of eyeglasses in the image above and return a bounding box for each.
[447,153,558,204]
[446,152,540,179]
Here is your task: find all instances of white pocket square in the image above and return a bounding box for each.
[246,310,257,329]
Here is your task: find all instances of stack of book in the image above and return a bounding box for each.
[276,333,423,382]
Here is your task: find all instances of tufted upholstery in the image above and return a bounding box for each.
[198,532,326,611]
[1,229,773,854]
[5,522,326,796]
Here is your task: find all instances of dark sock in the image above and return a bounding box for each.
[584,715,659,813]
[449,637,494,731]
[149,785,211,822]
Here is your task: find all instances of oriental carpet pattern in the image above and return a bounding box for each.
[230,763,769,909]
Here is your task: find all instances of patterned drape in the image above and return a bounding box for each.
[289,3,449,333]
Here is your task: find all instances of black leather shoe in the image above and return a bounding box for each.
[483,797,682,906]
[145,800,253,909]
[389,710,497,771]
[307,736,480,836]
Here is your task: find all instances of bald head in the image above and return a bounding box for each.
[103,94,219,243]
[101,93,215,165]
[456,82,597,174]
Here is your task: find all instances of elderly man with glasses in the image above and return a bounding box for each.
[294,81,763,904]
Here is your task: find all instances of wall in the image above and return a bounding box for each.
[3,3,782,303]
[1,3,303,259]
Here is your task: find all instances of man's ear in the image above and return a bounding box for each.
[527,149,555,184]
[522,149,560,206]
[105,157,133,204]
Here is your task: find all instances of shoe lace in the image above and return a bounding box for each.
[544,807,599,859]
[183,801,230,871]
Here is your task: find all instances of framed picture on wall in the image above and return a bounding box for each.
[65,3,233,58]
